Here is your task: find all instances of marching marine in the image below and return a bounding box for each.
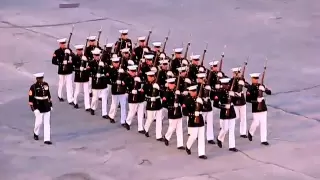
[133,36,151,61]
[188,55,201,82]
[114,29,132,55]
[28,73,53,145]
[84,36,102,60]
[171,48,183,75]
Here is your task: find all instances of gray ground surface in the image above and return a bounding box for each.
[0,0,320,179]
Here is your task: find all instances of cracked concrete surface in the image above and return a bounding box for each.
[0,0,319,179]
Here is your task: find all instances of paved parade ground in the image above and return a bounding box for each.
[0,0,320,179]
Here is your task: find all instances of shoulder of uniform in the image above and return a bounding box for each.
[30,84,36,89]
[43,82,49,86]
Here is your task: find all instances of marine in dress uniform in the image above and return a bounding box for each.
[188,55,201,82]
[114,29,132,55]
[230,67,248,138]
[215,78,238,152]
[171,48,183,75]
[182,84,207,159]
[157,60,169,97]
[143,71,164,140]
[133,36,151,62]
[108,57,128,124]
[102,43,114,66]
[84,36,102,60]
[88,48,109,117]
[246,73,272,145]
[72,45,91,110]
[140,54,154,84]
[52,38,74,103]
[162,78,185,150]
[119,48,130,70]
[124,65,146,133]
[196,73,215,144]
[152,42,164,58]
[28,73,53,145]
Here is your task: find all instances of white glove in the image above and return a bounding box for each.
[229,91,235,96]
[152,83,160,90]
[217,72,223,78]
[196,97,203,104]
[68,56,72,63]
[143,48,149,52]
[215,84,220,89]
[51,107,53,111]
[80,67,84,71]
[184,78,191,84]
[96,73,101,78]
[235,92,242,96]
[151,97,156,102]
[81,56,87,61]
[257,97,264,103]
[175,90,180,95]
[132,90,137,94]
[116,80,121,85]
[63,60,68,65]
[99,61,104,66]
[165,83,168,87]
[33,109,40,115]
[225,104,230,109]
[141,58,145,63]
[174,103,179,107]
[183,91,188,96]
[64,49,71,54]
[259,85,265,91]
[160,53,166,59]
[195,111,200,116]
[118,68,124,73]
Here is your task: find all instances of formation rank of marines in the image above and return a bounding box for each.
[29,27,272,160]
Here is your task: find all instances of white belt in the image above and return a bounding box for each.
[195,111,202,114]
[35,96,48,100]
[146,96,160,99]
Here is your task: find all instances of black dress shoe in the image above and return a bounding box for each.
[199,155,208,159]
[85,108,91,112]
[208,140,216,144]
[99,98,102,101]
[89,93,92,97]
[157,137,163,142]
[118,104,120,108]
[229,148,239,152]
[217,138,222,148]
[177,146,185,150]
[69,102,74,105]
[110,119,115,123]
[138,130,146,134]
[33,133,39,140]
[102,115,108,119]
[74,104,79,109]
[90,109,95,115]
[58,97,64,102]
[124,123,130,130]
[240,135,248,138]
[145,132,149,137]
[44,141,52,145]
[164,138,169,146]
[186,147,191,155]
[248,131,253,141]
[261,142,269,146]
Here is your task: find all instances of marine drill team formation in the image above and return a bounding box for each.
[28,27,272,160]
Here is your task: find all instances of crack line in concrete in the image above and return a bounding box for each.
[238,150,318,179]
[272,84,320,96]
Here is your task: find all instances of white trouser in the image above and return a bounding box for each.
[161,108,168,120]
[249,111,268,142]
[165,118,183,147]
[99,84,111,98]
[234,105,247,135]
[34,111,51,142]
[144,109,163,139]
[108,94,127,124]
[91,88,108,116]
[186,126,206,156]
[88,77,92,94]
[218,119,236,148]
[203,111,214,141]
[58,74,73,103]
[73,82,90,109]
[126,102,145,131]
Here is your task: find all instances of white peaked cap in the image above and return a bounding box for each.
[153,83,160,90]
[134,77,141,82]
[87,36,96,41]
[121,48,130,53]
[231,67,241,72]
[182,59,189,65]
[199,67,205,72]
[106,43,114,47]
[118,68,125,73]
[33,72,44,78]
[238,80,245,85]
[174,48,183,53]
[220,78,231,83]
[128,65,137,71]
[205,85,211,90]
[185,78,191,84]
[167,71,174,77]
[128,60,135,65]
[152,42,162,47]
[178,66,187,72]
[57,38,67,43]
[81,56,87,61]
[151,67,158,72]
[209,60,219,66]
[91,48,101,55]
[190,54,201,59]
[119,29,129,34]
[111,57,120,62]
[197,73,206,78]
[159,60,169,64]
[138,36,146,41]
[250,73,260,78]
[187,85,198,91]
[112,54,118,58]
[144,54,154,59]
[166,78,176,83]
[74,44,85,49]
[196,97,203,104]
[146,71,156,76]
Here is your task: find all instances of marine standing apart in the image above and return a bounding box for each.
[246,73,272,145]
[28,72,53,145]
